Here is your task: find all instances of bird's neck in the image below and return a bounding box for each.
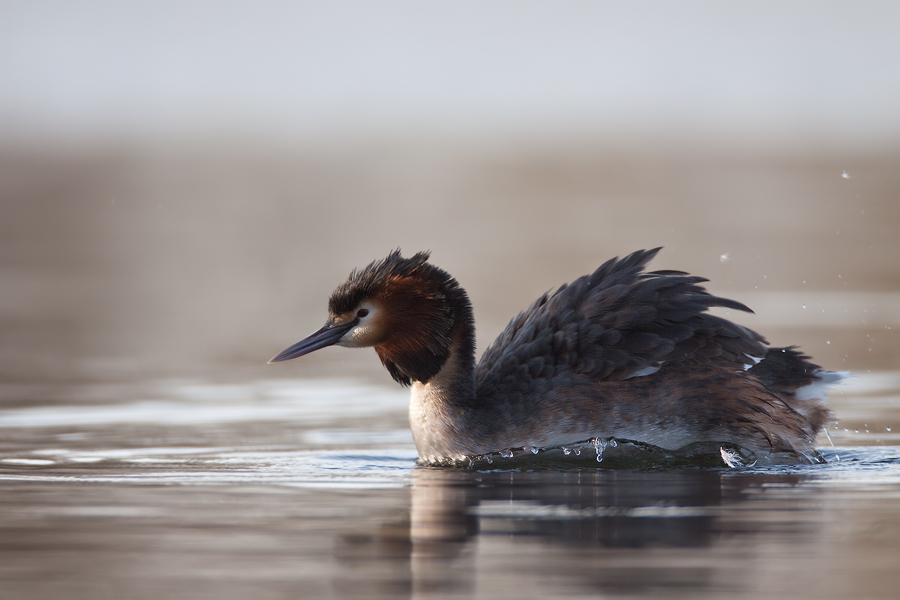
[409,321,478,461]
[413,320,477,402]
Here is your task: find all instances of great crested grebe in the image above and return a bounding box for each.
[270,249,845,466]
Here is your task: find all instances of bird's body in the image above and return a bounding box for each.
[271,249,844,466]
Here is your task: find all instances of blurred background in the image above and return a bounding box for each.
[2,0,899,390]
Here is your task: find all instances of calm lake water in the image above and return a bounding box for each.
[2,143,899,598]
[1,372,899,600]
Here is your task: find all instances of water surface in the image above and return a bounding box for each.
[1,375,899,600]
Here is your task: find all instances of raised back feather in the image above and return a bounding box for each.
[475,248,768,398]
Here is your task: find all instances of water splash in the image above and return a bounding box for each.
[823,428,841,462]
[591,438,608,463]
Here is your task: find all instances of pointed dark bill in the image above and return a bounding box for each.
[268,320,355,363]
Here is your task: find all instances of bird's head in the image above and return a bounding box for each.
[269,250,472,385]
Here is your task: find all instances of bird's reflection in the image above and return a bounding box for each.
[336,466,811,598]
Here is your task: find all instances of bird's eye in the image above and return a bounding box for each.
[356,308,369,318]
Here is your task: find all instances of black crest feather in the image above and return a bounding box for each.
[329,250,432,315]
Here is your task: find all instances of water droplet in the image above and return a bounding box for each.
[562,447,571,455]
[887,427,892,432]
[500,450,513,459]
[574,448,582,456]
[591,438,608,462]
[609,439,617,447]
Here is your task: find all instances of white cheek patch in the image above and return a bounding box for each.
[339,324,375,347]
[335,302,381,348]
[336,329,358,347]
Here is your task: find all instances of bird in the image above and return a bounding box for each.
[270,248,845,466]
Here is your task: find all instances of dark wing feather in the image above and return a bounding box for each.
[475,248,767,397]
[747,346,822,394]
